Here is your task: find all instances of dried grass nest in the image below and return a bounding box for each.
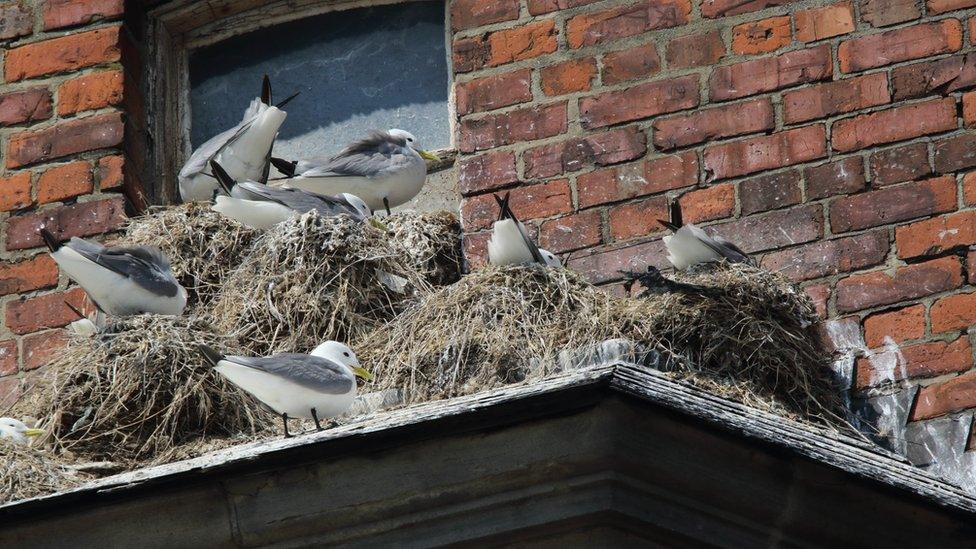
[0,439,87,504]
[384,211,463,286]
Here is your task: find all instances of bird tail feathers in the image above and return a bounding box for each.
[39,228,62,252]
[270,157,297,177]
[197,344,225,367]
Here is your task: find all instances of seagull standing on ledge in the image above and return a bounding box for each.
[487,192,562,268]
[272,129,439,214]
[659,196,752,270]
[199,341,374,438]
[41,229,187,317]
[179,75,298,202]
[0,418,43,445]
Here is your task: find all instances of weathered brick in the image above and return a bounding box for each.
[567,239,669,284]
[831,98,956,153]
[5,287,88,335]
[566,0,691,49]
[0,1,32,40]
[609,197,670,240]
[5,196,127,251]
[838,20,962,73]
[602,43,661,85]
[760,231,889,281]
[709,45,831,101]
[835,256,962,312]
[678,183,734,224]
[795,2,855,42]
[97,154,124,190]
[460,102,567,152]
[461,179,571,231]
[928,0,976,14]
[863,304,925,349]
[782,72,889,124]
[7,112,124,168]
[652,98,774,150]
[42,0,123,30]
[965,172,976,205]
[969,249,976,284]
[459,151,518,196]
[860,0,920,27]
[5,26,120,82]
[0,88,52,127]
[540,59,597,97]
[488,20,558,67]
[456,69,532,116]
[964,91,976,126]
[0,254,58,296]
[703,125,827,181]
[934,133,976,173]
[21,329,70,371]
[450,0,519,31]
[891,54,976,100]
[37,161,93,204]
[739,170,802,215]
[0,340,15,377]
[830,176,955,233]
[523,126,646,179]
[895,211,976,259]
[528,0,601,14]
[577,152,698,207]
[666,30,725,69]
[580,74,699,129]
[710,205,824,254]
[0,172,32,211]
[732,16,791,55]
[912,369,976,420]
[931,292,976,333]
[805,283,830,318]
[804,157,866,200]
[701,0,796,18]
[858,336,971,390]
[453,37,489,73]
[57,69,124,116]
[870,143,931,186]
[540,210,603,253]
[462,231,491,269]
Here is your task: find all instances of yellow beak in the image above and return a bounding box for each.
[368,217,389,231]
[24,428,43,438]
[418,149,439,162]
[352,366,375,382]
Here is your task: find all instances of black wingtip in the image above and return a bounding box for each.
[270,157,297,177]
[209,160,235,195]
[39,227,61,252]
[274,91,300,109]
[669,198,683,229]
[197,344,224,367]
[261,75,272,106]
[493,192,513,221]
[658,219,680,232]
[64,300,86,320]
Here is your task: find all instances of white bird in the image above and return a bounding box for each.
[179,76,298,202]
[209,161,371,229]
[41,229,187,317]
[272,129,439,214]
[659,197,752,270]
[487,192,562,268]
[0,418,43,444]
[199,341,374,437]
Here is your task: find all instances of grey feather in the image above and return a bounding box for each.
[235,182,366,219]
[67,238,180,298]
[178,100,264,180]
[292,131,414,179]
[224,354,353,394]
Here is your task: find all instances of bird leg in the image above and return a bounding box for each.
[383,197,392,216]
[311,408,323,431]
[281,413,292,438]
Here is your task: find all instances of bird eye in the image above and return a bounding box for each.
[407,137,413,142]
[343,351,350,357]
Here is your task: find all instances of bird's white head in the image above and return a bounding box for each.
[540,249,563,268]
[389,129,438,161]
[310,341,374,382]
[0,417,43,443]
[339,193,372,219]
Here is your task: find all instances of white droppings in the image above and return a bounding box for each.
[865,337,908,386]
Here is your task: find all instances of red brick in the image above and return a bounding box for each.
[602,43,661,85]
[456,69,532,116]
[761,231,889,282]
[653,99,773,151]
[804,157,866,200]
[971,16,976,43]
[461,179,571,231]
[528,0,601,14]
[703,125,827,181]
[459,151,518,196]
[931,292,976,333]
[805,283,830,318]
[0,340,15,377]
[568,239,669,284]
[895,211,976,259]
[965,172,976,206]
[964,91,976,127]
[453,37,488,73]
[731,16,791,55]
[566,0,691,49]
[934,133,976,174]
[0,172,32,212]
[5,196,127,251]
[462,231,491,269]
[578,152,698,207]
[831,98,956,153]
[678,184,734,224]
[710,205,824,254]
[488,20,557,67]
[42,0,122,30]
[5,287,88,335]
[98,154,124,190]
[0,376,21,408]
[580,75,698,130]
[858,336,971,390]
[891,54,976,101]
[870,143,931,187]
[739,170,802,215]
[830,176,956,233]
[782,72,889,124]
[609,197,670,240]
[540,210,603,253]
[701,0,796,18]
[540,58,597,97]
[0,2,32,40]
[450,0,519,31]
[459,102,567,153]
[709,45,831,101]
[795,2,855,42]
[57,70,124,116]
[0,88,52,127]
[860,0,920,27]
[37,161,93,204]
[5,26,120,82]
[912,369,976,420]
[523,126,646,179]
[666,30,725,69]
[0,255,59,296]
[835,256,962,312]
[928,0,976,14]
[21,330,69,371]
[7,112,124,168]
[862,304,925,349]
[838,20,962,73]
[969,249,976,284]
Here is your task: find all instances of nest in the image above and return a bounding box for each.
[211,212,432,356]
[124,202,257,307]
[384,211,463,286]
[38,315,273,463]
[0,439,86,504]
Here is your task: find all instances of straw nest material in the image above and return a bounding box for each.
[38,315,273,463]
[0,439,86,504]
[384,211,463,286]
[211,212,433,356]
[124,202,257,307]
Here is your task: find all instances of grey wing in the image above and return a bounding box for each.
[303,141,408,179]
[700,232,753,265]
[178,99,264,179]
[73,243,180,297]
[236,182,358,217]
[514,220,547,265]
[230,354,353,394]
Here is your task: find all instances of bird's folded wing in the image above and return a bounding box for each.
[179,101,265,178]
[227,354,353,394]
[73,245,180,298]
[236,183,352,216]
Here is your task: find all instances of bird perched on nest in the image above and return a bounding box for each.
[488,192,562,268]
[271,129,439,214]
[179,75,298,202]
[659,195,753,270]
[621,266,724,299]
[0,418,43,444]
[198,341,374,437]
[208,160,372,229]
[40,229,187,317]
